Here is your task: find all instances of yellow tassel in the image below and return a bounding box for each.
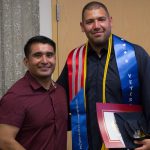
[101,143,108,150]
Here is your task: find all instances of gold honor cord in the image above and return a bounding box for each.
[102,34,112,103]
[83,43,88,109]
[101,34,112,150]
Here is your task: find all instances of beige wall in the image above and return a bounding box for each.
[52,0,150,81]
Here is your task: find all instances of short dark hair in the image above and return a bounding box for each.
[82,1,110,21]
[24,35,56,58]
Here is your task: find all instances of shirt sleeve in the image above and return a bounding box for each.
[0,92,26,128]
[134,44,150,133]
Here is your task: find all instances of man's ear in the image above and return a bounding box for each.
[23,57,28,68]
[109,16,113,27]
[80,22,85,32]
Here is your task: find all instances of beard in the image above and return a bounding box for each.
[89,35,110,49]
[86,30,111,48]
[93,38,108,47]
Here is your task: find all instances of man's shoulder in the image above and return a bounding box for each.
[1,77,29,103]
[70,43,86,53]
[113,34,147,55]
[55,82,66,92]
[67,43,86,59]
[6,74,30,95]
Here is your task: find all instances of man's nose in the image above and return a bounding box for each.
[41,55,48,63]
[93,20,100,29]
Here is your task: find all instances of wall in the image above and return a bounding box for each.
[39,0,52,38]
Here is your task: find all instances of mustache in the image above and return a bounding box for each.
[38,64,55,68]
[92,30,104,34]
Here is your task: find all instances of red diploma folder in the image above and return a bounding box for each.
[96,103,142,148]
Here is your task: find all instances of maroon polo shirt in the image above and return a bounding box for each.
[0,71,68,150]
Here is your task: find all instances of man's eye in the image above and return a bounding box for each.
[98,17,107,22]
[33,53,42,58]
[46,52,54,57]
[85,20,93,24]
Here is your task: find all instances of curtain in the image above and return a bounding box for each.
[0,0,39,97]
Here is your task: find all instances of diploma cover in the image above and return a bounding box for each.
[96,103,142,148]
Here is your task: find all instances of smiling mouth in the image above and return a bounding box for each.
[93,32,104,37]
[39,67,51,70]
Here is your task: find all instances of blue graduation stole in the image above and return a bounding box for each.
[113,35,140,104]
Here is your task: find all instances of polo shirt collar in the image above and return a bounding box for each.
[25,71,57,92]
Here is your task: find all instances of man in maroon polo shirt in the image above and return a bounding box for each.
[0,36,68,150]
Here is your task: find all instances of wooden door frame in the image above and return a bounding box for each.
[52,0,59,81]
